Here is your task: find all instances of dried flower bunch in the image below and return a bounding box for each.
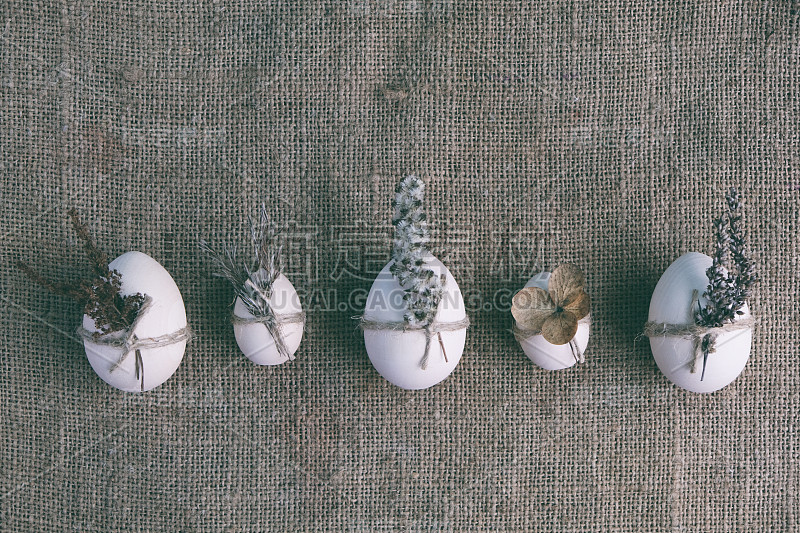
[694,187,757,328]
[389,175,445,328]
[200,207,290,356]
[15,210,145,337]
[511,263,590,345]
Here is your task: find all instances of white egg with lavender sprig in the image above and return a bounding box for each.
[645,188,756,393]
[360,176,469,390]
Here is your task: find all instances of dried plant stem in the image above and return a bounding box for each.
[16,210,144,336]
[67,208,109,278]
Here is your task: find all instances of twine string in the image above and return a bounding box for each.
[230,311,306,361]
[568,338,585,364]
[359,316,471,370]
[76,296,193,391]
[512,315,592,364]
[643,289,754,379]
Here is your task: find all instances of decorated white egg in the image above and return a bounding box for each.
[363,254,467,390]
[648,252,752,393]
[82,251,188,393]
[516,271,590,370]
[232,272,304,365]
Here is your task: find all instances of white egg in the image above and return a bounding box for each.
[516,271,591,370]
[232,272,304,365]
[82,251,188,393]
[363,255,467,390]
[649,252,752,393]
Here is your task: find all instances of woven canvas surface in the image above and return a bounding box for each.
[2,0,799,530]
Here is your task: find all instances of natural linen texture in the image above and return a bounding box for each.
[1,1,798,531]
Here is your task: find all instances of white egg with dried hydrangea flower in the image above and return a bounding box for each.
[360,176,469,390]
[511,263,591,370]
[201,208,305,366]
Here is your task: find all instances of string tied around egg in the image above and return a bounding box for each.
[230,311,306,361]
[357,316,471,370]
[512,315,592,364]
[76,296,193,392]
[642,290,754,380]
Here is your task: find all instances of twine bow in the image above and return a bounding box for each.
[231,311,306,361]
[358,316,470,370]
[643,290,754,380]
[76,296,193,391]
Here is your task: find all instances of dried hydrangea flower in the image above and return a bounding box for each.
[511,263,590,345]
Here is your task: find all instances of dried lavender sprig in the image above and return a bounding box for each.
[389,175,444,328]
[695,187,757,328]
[725,189,756,304]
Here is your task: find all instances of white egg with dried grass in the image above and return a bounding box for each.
[201,208,305,366]
[16,210,189,393]
[82,251,188,392]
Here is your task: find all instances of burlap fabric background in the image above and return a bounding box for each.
[2,0,799,530]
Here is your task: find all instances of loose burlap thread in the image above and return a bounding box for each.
[76,297,193,392]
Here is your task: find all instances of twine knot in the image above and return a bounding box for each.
[231,310,306,361]
[76,296,193,391]
[358,315,470,370]
[512,315,592,364]
[643,290,753,380]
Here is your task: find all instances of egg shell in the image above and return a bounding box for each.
[649,252,752,393]
[233,273,304,365]
[363,255,467,390]
[516,271,591,370]
[82,251,187,393]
